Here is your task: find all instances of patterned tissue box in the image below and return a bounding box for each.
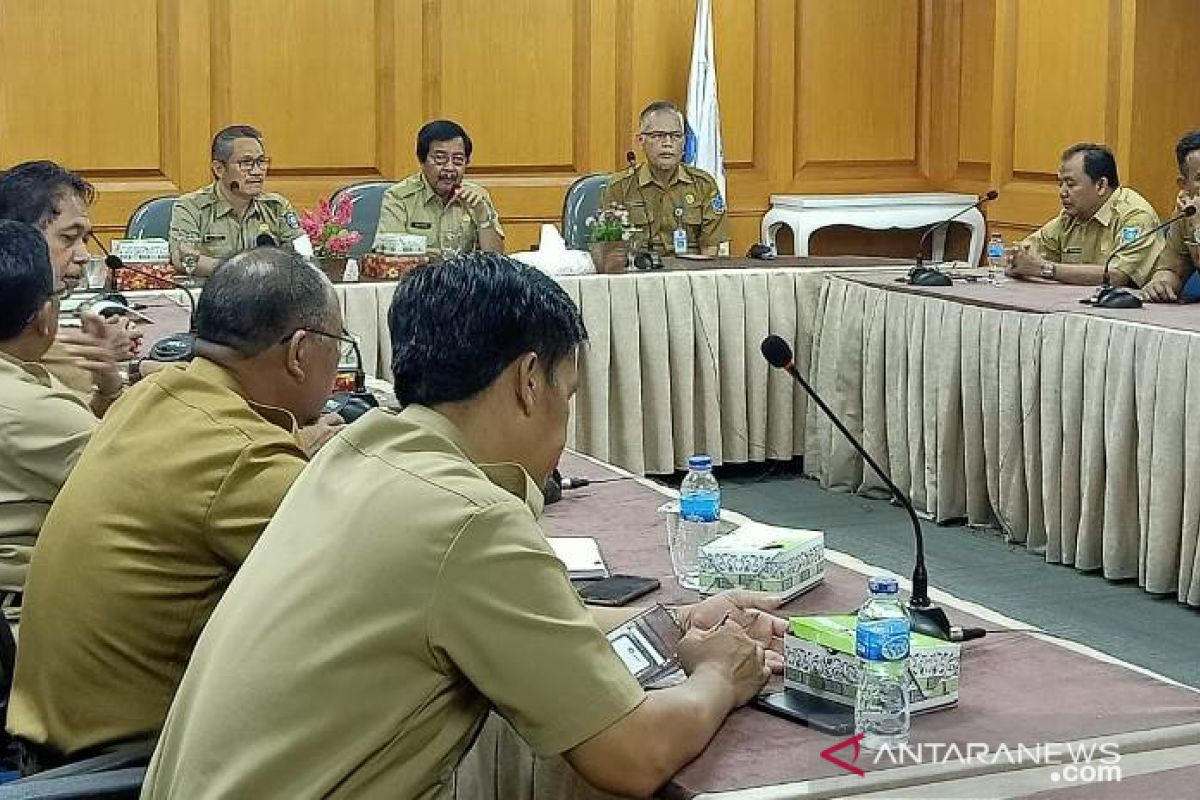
[113,261,175,291]
[697,522,824,601]
[784,615,961,713]
[360,252,428,281]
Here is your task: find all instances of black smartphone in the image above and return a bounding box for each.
[752,689,856,736]
[578,575,661,607]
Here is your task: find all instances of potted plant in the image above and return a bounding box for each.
[300,194,362,282]
[586,203,633,274]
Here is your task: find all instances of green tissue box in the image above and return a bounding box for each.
[784,615,961,713]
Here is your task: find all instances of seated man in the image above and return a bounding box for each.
[1007,143,1163,286]
[0,160,135,400]
[0,222,108,605]
[142,252,784,799]
[168,125,307,277]
[7,248,345,772]
[1141,131,1200,303]
[601,100,729,257]
[373,119,504,257]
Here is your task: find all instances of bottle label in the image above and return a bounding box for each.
[680,491,719,522]
[987,241,1004,259]
[856,618,910,661]
[673,227,688,255]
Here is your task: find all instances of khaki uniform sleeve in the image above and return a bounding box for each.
[478,187,505,239]
[598,174,623,210]
[1150,219,1195,281]
[3,393,96,498]
[1109,208,1166,288]
[373,186,407,243]
[697,181,730,249]
[431,503,645,756]
[273,197,303,245]
[1023,217,1063,262]
[168,198,203,266]
[203,442,305,567]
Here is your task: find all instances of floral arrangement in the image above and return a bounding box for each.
[300,194,362,259]
[586,203,633,243]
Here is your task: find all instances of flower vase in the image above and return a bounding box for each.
[588,240,630,275]
[317,256,349,283]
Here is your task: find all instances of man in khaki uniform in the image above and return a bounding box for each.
[0,222,101,604]
[1142,131,1200,303]
[7,249,346,772]
[142,253,787,800]
[1008,143,1163,286]
[601,100,729,257]
[374,119,504,257]
[169,125,306,277]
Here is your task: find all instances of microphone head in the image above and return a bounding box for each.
[984,189,999,201]
[229,180,240,192]
[1183,204,1198,218]
[760,335,794,369]
[104,254,124,271]
[626,150,636,166]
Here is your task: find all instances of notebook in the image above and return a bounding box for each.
[547,536,609,580]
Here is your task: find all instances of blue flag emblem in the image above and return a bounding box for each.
[683,121,698,166]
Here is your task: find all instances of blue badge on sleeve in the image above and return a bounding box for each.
[1121,225,1140,243]
[284,211,299,229]
[711,194,726,213]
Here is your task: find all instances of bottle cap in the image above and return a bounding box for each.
[687,454,713,471]
[867,575,899,594]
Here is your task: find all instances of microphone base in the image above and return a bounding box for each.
[1083,285,1143,310]
[908,602,953,641]
[908,268,954,287]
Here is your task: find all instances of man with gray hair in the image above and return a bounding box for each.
[168,125,307,277]
[7,247,344,772]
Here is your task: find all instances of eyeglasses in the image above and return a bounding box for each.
[428,152,467,167]
[280,327,359,362]
[640,131,684,143]
[230,156,271,172]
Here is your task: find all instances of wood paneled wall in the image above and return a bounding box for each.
[0,0,1195,254]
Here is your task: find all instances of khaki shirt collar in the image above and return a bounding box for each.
[1089,188,1122,227]
[637,163,694,189]
[0,349,52,387]
[205,181,263,222]
[401,404,545,517]
[185,357,299,433]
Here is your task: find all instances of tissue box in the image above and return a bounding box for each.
[111,238,175,291]
[784,615,960,713]
[360,251,427,281]
[114,262,175,291]
[697,522,824,601]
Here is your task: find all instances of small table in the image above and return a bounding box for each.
[761,192,987,264]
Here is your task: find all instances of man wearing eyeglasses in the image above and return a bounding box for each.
[601,100,729,257]
[374,119,505,257]
[168,125,306,277]
[8,247,345,773]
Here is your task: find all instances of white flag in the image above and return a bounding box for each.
[684,0,725,203]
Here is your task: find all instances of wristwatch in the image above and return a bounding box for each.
[1040,261,1056,279]
[477,210,498,230]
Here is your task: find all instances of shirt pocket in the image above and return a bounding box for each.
[1062,246,1085,265]
[200,233,230,257]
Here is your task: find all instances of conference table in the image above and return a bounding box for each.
[450,451,1200,799]
[128,256,1200,606]
[807,272,1200,607]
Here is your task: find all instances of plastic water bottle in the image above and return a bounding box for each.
[986,233,1006,285]
[673,455,721,589]
[855,576,911,750]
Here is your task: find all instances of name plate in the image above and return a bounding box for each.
[113,238,170,263]
[374,233,427,256]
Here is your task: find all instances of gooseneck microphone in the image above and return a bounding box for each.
[255,223,278,248]
[1084,204,1197,310]
[908,190,999,287]
[760,334,985,643]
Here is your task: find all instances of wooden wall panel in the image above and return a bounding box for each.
[796,0,921,167]
[217,0,379,172]
[0,0,162,173]
[0,0,1194,255]
[1011,0,1111,178]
